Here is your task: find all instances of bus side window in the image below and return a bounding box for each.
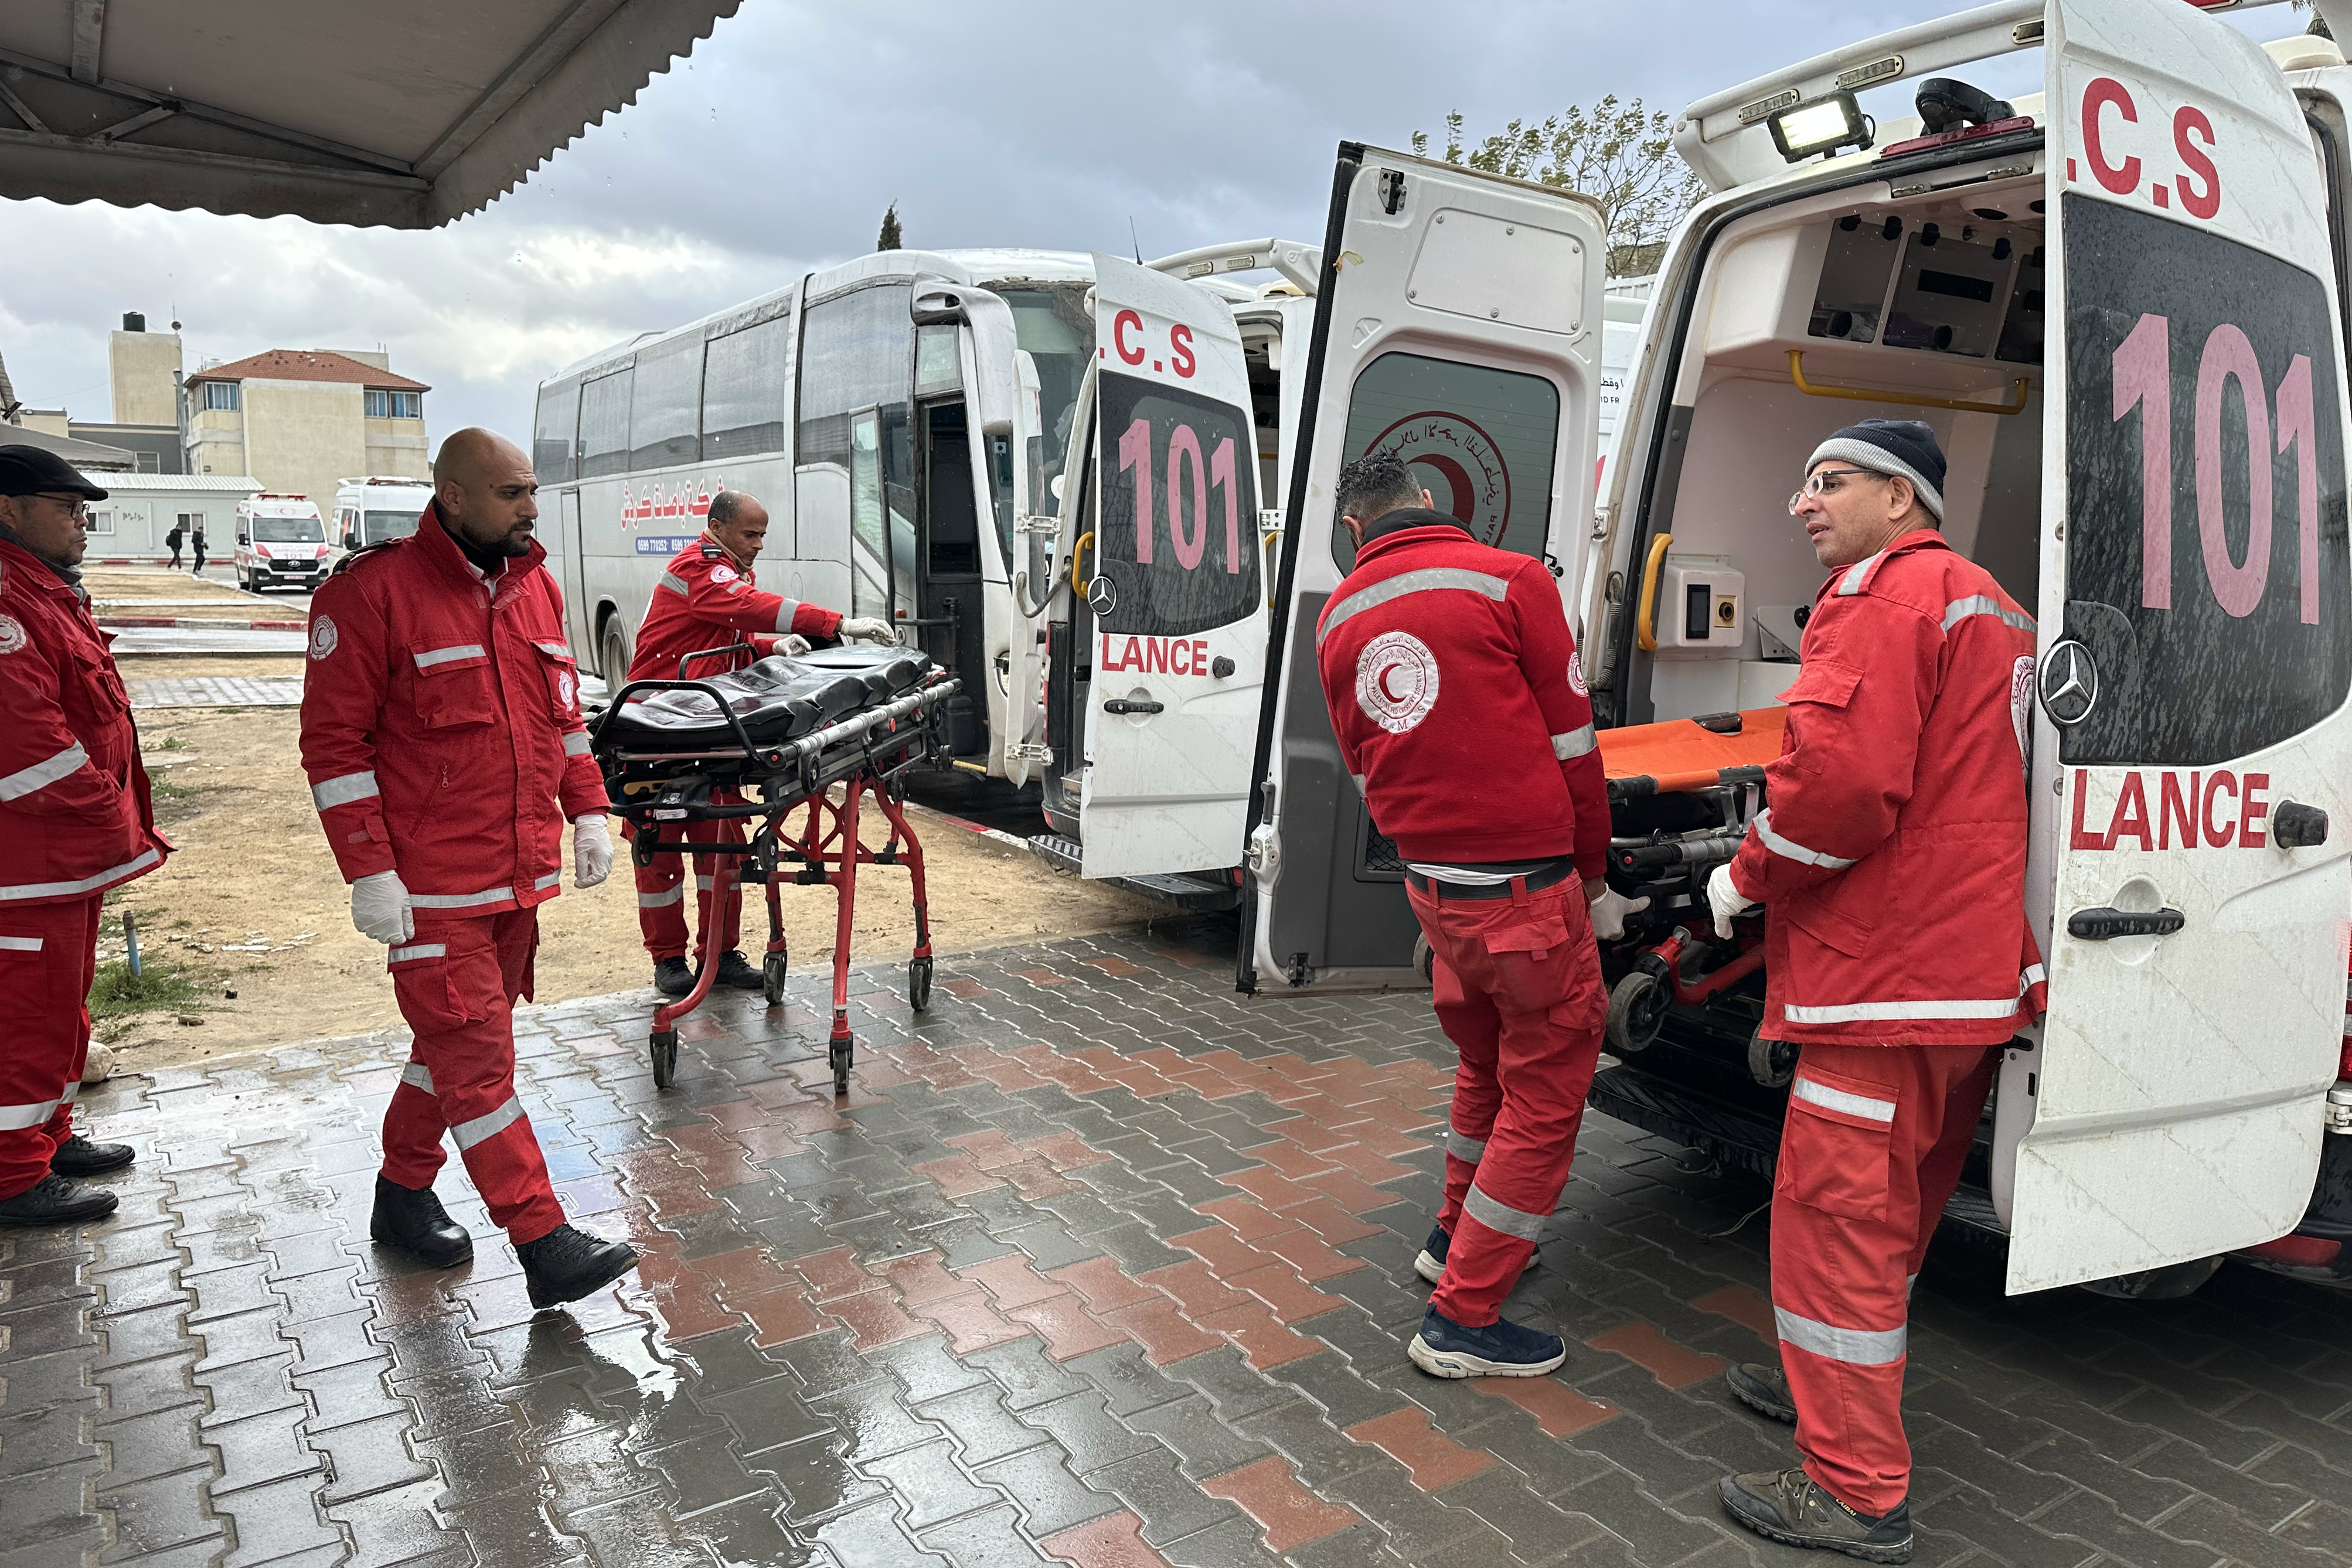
[703,315,790,460]
[535,380,580,483]
[578,370,631,480]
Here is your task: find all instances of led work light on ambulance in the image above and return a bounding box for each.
[1768,90,1873,162]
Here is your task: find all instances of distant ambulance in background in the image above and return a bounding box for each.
[232,494,331,592]
[333,476,434,554]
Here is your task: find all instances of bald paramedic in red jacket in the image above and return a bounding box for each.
[1706,420,2044,1563]
[301,428,639,1311]
[1315,451,1613,1382]
[624,489,894,997]
[0,446,168,1227]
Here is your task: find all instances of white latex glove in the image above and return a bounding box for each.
[573,814,614,889]
[351,870,413,945]
[778,633,812,656]
[1707,863,1759,939]
[839,616,901,645]
[1588,884,1651,942]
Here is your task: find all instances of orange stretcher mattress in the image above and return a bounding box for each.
[1598,706,1786,796]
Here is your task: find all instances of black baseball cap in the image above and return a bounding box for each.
[0,444,109,500]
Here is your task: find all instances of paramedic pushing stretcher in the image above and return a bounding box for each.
[1706,421,2045,1564]
[625,490,897,997]
[301,428,641,1310]
[1316,453,1616,1381]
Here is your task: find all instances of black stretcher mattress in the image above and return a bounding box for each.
[601,645,934,748]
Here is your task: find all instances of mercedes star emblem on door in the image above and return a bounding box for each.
[2038,639,2099,726]
[1087,576,1117,616]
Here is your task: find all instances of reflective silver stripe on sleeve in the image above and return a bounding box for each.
[311,770,380,810]
[0,742,89,800]
[0,1095,63,1131]
[408,886,515,909]
[0,935,43,952]
[0,847,162,902]
[411,643,487,670]
[399,1061,436,1095]
[1791,1076,1897,1123]
[1782,968,2043,1026]
[1776,1305,1907,1365]
[1318,568,1511,645]
[1461,1182,1547,1241]
[659,572,690,595]
[387,942,447,964]
[1445,1130,1487,1165]
[775,598,802,634]
[1551,724,1598,760]
[535,871,562,891]
[1751,809,1857,870]
[563,731,592,756]
[1940,595,2035,634]
[535,642,570,658]
[638,884,685,908]
[451,1096,526,1150]
[1836,551,1884,596]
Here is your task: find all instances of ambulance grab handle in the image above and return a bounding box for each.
[1104,698,1165,716]
[2065,906,2186,941]
[1635,532,1673,653]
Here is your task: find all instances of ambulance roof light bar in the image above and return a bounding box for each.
[1673,0,2294,191]
[1144,239,1324,298]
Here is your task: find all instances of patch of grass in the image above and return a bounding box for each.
[89,955,220,1029]
[149,775,200,802]
[151,735,187,751]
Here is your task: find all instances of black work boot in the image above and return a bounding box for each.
[653,956,695,997]
[370,1175,474,1267]
[0,1174,119,1226]
[714,949,764,991]
[51,1135,137,1177]
[1720,1468,1912,1563]
[1727,1359,1798,1423]
[518,1223,640,1309]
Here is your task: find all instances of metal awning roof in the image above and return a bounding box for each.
[0,1,740,228]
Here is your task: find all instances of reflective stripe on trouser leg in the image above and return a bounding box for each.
[630,821,690,960]
[1771,1040,1997,1518]
[0,894,101,1201]
[692,814,746,962]
[382,910,563,1243]
[379,1054,448,1189]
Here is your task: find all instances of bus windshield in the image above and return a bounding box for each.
[360,509,420,545]
[994,282,1091,495]
[251,516,323,543]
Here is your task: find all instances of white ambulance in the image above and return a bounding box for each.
[232,494,331,592]
[1022,0,2352,1294]
[332,476,433,554]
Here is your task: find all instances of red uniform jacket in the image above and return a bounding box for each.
[629,532,844,683]
[1727,529,2047,1045]
[1313,514,1609,874]
[0,539,169,905]
[299,507,607,917]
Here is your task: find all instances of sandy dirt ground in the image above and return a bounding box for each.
[86,567,284,614]
[107,703,1165,1069]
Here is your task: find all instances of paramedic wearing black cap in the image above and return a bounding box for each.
[1704,420,2044,1563]
[0,446,167,1226]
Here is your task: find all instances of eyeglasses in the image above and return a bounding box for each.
[28,493,93,521]
[1786,468,1886,514]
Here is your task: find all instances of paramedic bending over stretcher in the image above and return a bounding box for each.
[624,489,899,997]
[1316,452,1626,1382]
[1704,420,2045,1564]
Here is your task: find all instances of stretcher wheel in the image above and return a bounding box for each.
[908,956,934,1012]
[1411,935,1434,985]
[763,953,786,1006]
[649,1030,679,1089]
[1605,968,1669,1056]
[829,1039,852,1098]
[1748,1029,1798,1088]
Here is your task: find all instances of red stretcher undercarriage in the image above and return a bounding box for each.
[588,643,959,1096]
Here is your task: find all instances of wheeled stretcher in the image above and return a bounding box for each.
[587,643,960,1095]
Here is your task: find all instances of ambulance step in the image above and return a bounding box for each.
[1022,835,1241,911]
[1029,834,1083,873]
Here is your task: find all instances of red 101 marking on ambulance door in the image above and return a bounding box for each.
[1118,418,1244,571]
[2074,76,2221,219]
[2070,767,2270,850]
[1107,311,1198,378]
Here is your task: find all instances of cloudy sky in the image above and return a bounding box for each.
[0,0,2311,445]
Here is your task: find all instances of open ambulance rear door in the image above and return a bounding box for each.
[1239,146,1608,993]
[2000,0,2352,1293]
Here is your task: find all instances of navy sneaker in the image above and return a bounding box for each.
[1413,1223,1450,1283]
[1407,1304,1565,1379]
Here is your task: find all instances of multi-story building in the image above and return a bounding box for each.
[185,349,430,510]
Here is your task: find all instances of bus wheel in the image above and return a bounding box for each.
[600,616,631,685]
[1605,964,1670,1056]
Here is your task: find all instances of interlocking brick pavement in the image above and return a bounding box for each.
[6,919,2351,1566]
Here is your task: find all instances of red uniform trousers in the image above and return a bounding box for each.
[379,909,564,1245]
[1407,875,1608,1327]
[627,814,744,962]
[1771,1041,2001,1516]
[0,895,103,1199]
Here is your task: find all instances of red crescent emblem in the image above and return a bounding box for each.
[1377,664,1406,703]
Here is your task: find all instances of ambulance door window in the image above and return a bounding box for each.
[1329,352,1560,573]
[2060,195,2352,766]
[1092,371,1261,639]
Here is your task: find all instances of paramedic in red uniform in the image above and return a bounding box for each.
[301,428,641,1310]
[624,489,897,996]
[1706,420,2044,1563]
[1316,452,1615,1380]
[0,446,162,1226]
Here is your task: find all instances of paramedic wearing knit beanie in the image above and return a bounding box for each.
[1790,418,1944,570]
